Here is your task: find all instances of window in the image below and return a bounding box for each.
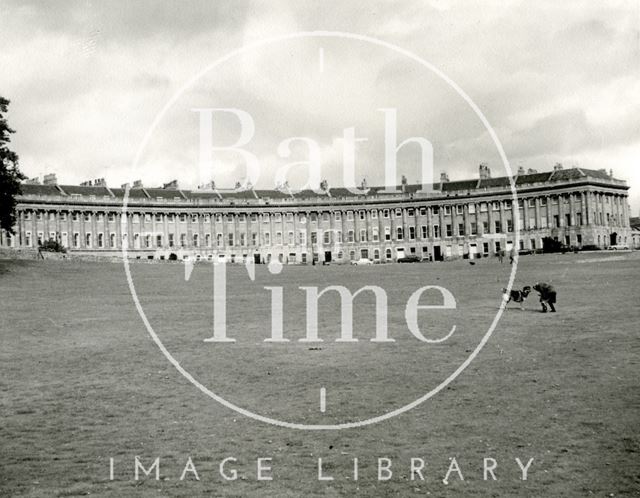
[156,213,163,222]
[504,200,512,209]
[323,212,330,222]
[36,212,43,221]
[25,231,32,247]
[360,229,367,242]
[217,233,223,247]
[25,211,32,221]
[156,234,162,247]
[566,214,572,227]
[299,231,307,245]
[179,214,186,223]
[371,210,378,219]
[84,213,91,222]
[333,212,340,221]
[458,223,465,236]
[240,233,246,246]
[216,214,223,223]
[444,206,452,216]
[336,231,342,243]
[348,230,354,243]
[206,233,211,247]
[251,233,257,246]
[528,199,536,208]
[577,234,582,246]
[180,234,186,247]
[529,217,536,229]
[576,213,583,225]
[359,211,366,221]
[193,234,199,247]
[85,233,92,247]
[323,231,331,244]
[264,232,270,245]
[288,231,295,245]
[433,225,440,238]
[554,215,560,228]
[409,226,416,240]
[479,203,487,213]
[204,214,211,223]
[446,224,452,237]
[98,233,104,248]
[540,198,547,207]
[456,205,464,215]
[191,214,198,223]
[372,228,379,242]
[145,213,152,222]
[275,232,282,245]
[421,225,428,238]
[384,227,391,241]
[228,233,234,246]
[311,231,317,244]
[227,214,234,222]
[347,211,354,221]
[386,248,392,259]
[112,234,117,248]
[168,233,174,247]
[299,214,307,224]
[420,207,427,216]
[309,213,317,222]
[274,213,282,222]
[132,213,140,223]
[407,208,415,217]
[483,221,489,234]
[73,233,80,248]
[507,219,513,232]
[383,209,390,218]
[374,249,380,260]
[492,202,500,211]
[395,208,402,217]
[396,227,404,240]
[432,206,440,215]
[470,222,478,235]
[541,216,548,228]
[495,221,502,233]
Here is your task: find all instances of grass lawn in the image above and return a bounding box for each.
[1,252,639,497]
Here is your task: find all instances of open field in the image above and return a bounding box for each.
[1,253,639,497]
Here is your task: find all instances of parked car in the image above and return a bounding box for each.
[610,244,630,251]
[351,258,374,266]
[397,255,421,263]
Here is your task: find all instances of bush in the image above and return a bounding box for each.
[39,239,66,253]
[168,253,178,261]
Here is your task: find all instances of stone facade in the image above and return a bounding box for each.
[1,166,632,263]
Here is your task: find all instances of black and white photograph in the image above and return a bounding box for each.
[1,1,639,496]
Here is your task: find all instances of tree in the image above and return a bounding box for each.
[0,97,25,234]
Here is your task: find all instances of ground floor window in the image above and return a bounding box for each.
[374,249,380,260]
[385,248,392,259]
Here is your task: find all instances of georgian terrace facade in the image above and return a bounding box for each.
[1,165,632,264]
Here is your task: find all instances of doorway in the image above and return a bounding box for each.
[433,245,442,261]
[324,251,332,263]
[610,232,618,246]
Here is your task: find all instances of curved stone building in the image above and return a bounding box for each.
[2,164,632,263]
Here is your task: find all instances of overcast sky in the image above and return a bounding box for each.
[1,0,639,212]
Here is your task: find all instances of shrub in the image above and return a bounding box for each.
[39,239,66,253]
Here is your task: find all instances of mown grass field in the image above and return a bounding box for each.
[1,252,639,497]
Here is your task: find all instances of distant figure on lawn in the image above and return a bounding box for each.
[498,250,505,264]
[533,282,557,313]
[509,248,516,265]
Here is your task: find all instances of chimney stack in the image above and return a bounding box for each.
[527,168,538,174]
[43,173,57,185]
[132,180,143,188]
[93,178,106,187]
[517,166,525,175]
[163,179,178,189]
[440,172,450,183]
[479,163,491,180]
[554,162,563,171]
